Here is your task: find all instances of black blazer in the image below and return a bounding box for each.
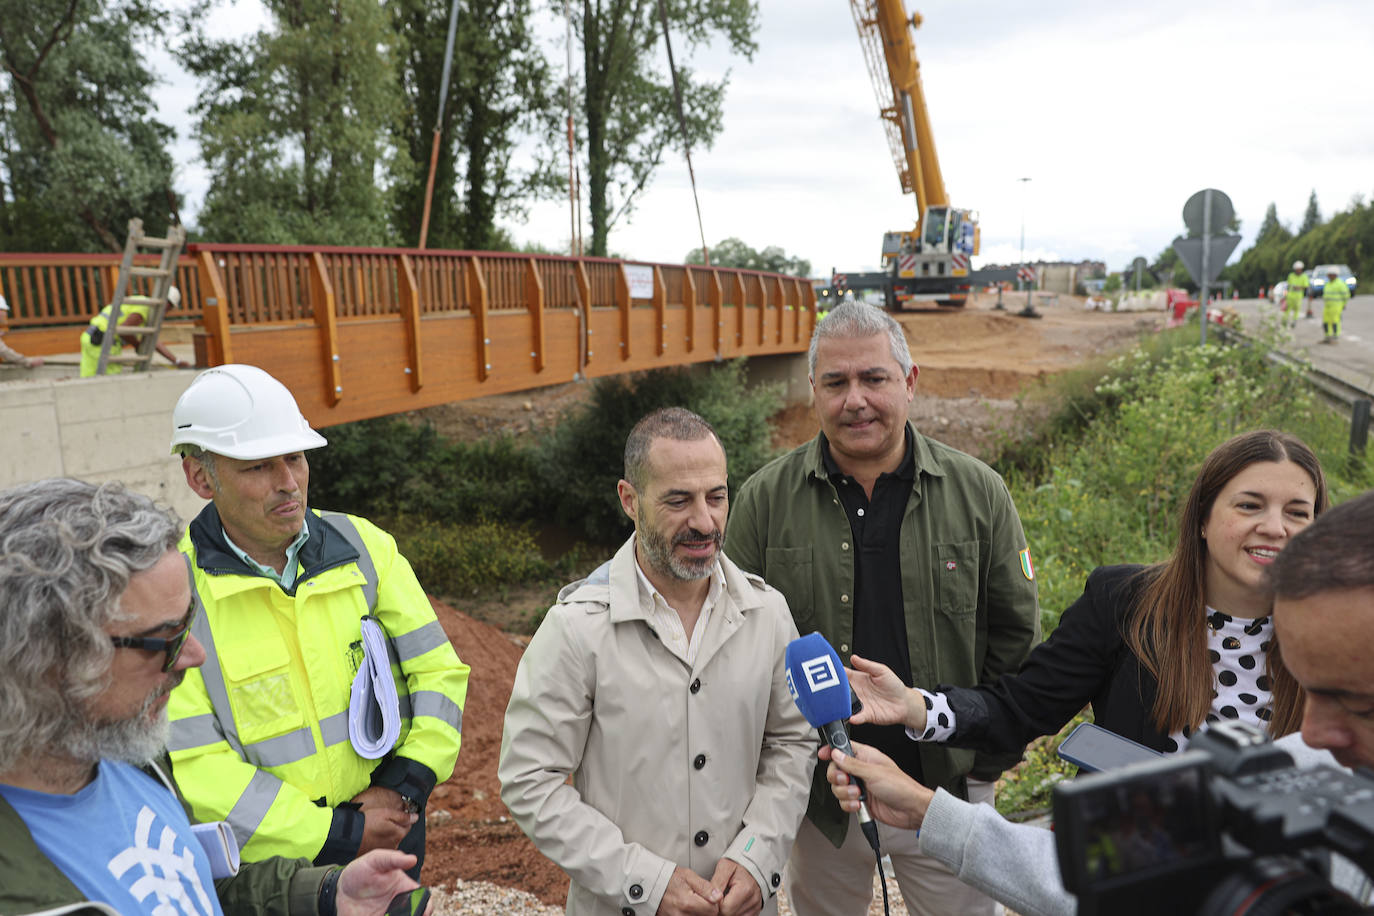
[940,564,1175,753]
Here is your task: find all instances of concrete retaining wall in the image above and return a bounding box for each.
[0,369,207,523]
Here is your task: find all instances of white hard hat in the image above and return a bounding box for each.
[167,286,182,307]
[0,294,8,311]
[170,364,327,460]
[1293,260,1304,270]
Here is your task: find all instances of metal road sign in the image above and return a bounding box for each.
[1172,235,1241,286]
[1183,189,1235,237]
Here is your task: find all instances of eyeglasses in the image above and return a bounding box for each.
[109,602,197,672]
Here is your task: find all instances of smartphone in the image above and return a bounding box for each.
[1057,722,1162,772]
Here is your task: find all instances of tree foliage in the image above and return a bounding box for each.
[1255,202,1290,245]
[0,0,178,252]
[1299,189,1322,236]
[390,0,560,250]
[574,0,757,256]
[1221,195,1372,297]
[180,0,407,245]
[684,236,811,276]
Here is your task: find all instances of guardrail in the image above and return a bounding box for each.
[2,245,816,428]
[1219,326,1373,460]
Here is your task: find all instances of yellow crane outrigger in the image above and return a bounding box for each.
[848,0,979,307]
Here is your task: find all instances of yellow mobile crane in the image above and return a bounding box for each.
[835,0,982,309]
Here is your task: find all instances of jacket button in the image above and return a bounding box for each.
[690,678,701,694]
[694,830,709,847]
[841,542,850,551]
[839,643,849,653]
[693,753,706,770]
[628,883,643,899]
[622,909,634,916]
[771,873,781,888]
[840,594,849,603]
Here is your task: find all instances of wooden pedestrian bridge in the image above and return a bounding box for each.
[0,244,817,427]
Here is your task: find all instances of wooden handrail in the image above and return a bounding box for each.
[2,243,817,427]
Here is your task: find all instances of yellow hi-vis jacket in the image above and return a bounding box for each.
[167,505,469,863]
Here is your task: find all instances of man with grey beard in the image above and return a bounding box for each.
[500,408,816,916]
[0,478,430,916]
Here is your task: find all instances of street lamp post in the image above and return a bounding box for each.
[1017,177,1039,318]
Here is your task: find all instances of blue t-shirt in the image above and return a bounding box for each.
[0,760,223,916]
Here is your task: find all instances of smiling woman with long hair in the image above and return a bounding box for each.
[846,428,1327,756]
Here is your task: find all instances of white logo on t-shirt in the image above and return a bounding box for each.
[107,806,215,916]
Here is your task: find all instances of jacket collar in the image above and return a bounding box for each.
[803,420,947,485]
[186,503,360,590]
[561,536,763,626]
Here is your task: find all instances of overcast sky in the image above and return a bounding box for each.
[155,0,1374,276]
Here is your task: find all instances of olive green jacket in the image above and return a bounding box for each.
[724,424,1041,847]
[0,756,329,916]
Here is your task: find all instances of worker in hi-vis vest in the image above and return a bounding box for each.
[1321,267,1352,343]
[1283,260,1309,328]
[166,364,468,879]
[79,287,192,376]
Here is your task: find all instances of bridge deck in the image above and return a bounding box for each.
[1,245,816,427]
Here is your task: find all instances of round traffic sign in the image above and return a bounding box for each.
[1182,189,1234,236]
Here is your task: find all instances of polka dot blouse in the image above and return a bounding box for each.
[911,608,1275,755]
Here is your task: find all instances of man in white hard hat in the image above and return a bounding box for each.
[80,285,193,376]
[1283,261,1309,328]
[0,294,44,369]
[166,364,469,879]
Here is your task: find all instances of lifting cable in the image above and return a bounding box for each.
[655,0,710,266]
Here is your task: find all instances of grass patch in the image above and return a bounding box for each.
[992,323,1372,814]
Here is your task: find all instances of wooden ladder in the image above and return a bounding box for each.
[94,218,188,375]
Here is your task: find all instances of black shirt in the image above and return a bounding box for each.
[821,426,925,785]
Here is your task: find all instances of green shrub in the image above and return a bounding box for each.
[534,359,782,543]
[1001,324,1369,632]
[389,515,559,597]
[307,418,542,522]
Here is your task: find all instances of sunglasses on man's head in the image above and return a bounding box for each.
[109,602,197,672]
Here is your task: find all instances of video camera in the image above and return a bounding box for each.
[1053,721,1374,915]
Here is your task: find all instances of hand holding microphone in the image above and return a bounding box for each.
[784,632,882,853]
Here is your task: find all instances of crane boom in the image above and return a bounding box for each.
[849,0,947,234]
[837,0,980,309]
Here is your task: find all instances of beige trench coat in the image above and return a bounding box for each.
[499,538,817,915]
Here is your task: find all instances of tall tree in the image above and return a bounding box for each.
[574,0,757,256]
[0,0,177,252]
[181,0,407,245]
[685,236,810,276]
[1298,189,1322,235]
[1255,202,1289,244]
[390,0,559,250]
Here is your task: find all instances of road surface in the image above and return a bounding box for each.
[1222,294,1374,393]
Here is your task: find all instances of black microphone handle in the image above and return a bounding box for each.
[819,719,882,853]
[819,720,865,796]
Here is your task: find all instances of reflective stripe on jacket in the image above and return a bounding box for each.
[168,505,469,862]
[1323,278,1351,307]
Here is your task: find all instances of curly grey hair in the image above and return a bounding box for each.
[0,478,181,770]
[807,299,913,378]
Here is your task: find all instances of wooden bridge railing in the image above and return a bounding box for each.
[1,244,816,428]
[0,253,200,354]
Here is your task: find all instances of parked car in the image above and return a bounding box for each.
[1309,265,1358,299]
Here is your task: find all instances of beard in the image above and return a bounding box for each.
[637,511,723,582]
[61,674,182,766]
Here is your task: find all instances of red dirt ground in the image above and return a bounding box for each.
[416,294,1160,905]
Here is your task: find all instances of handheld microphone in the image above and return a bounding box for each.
[785,631,881,853]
